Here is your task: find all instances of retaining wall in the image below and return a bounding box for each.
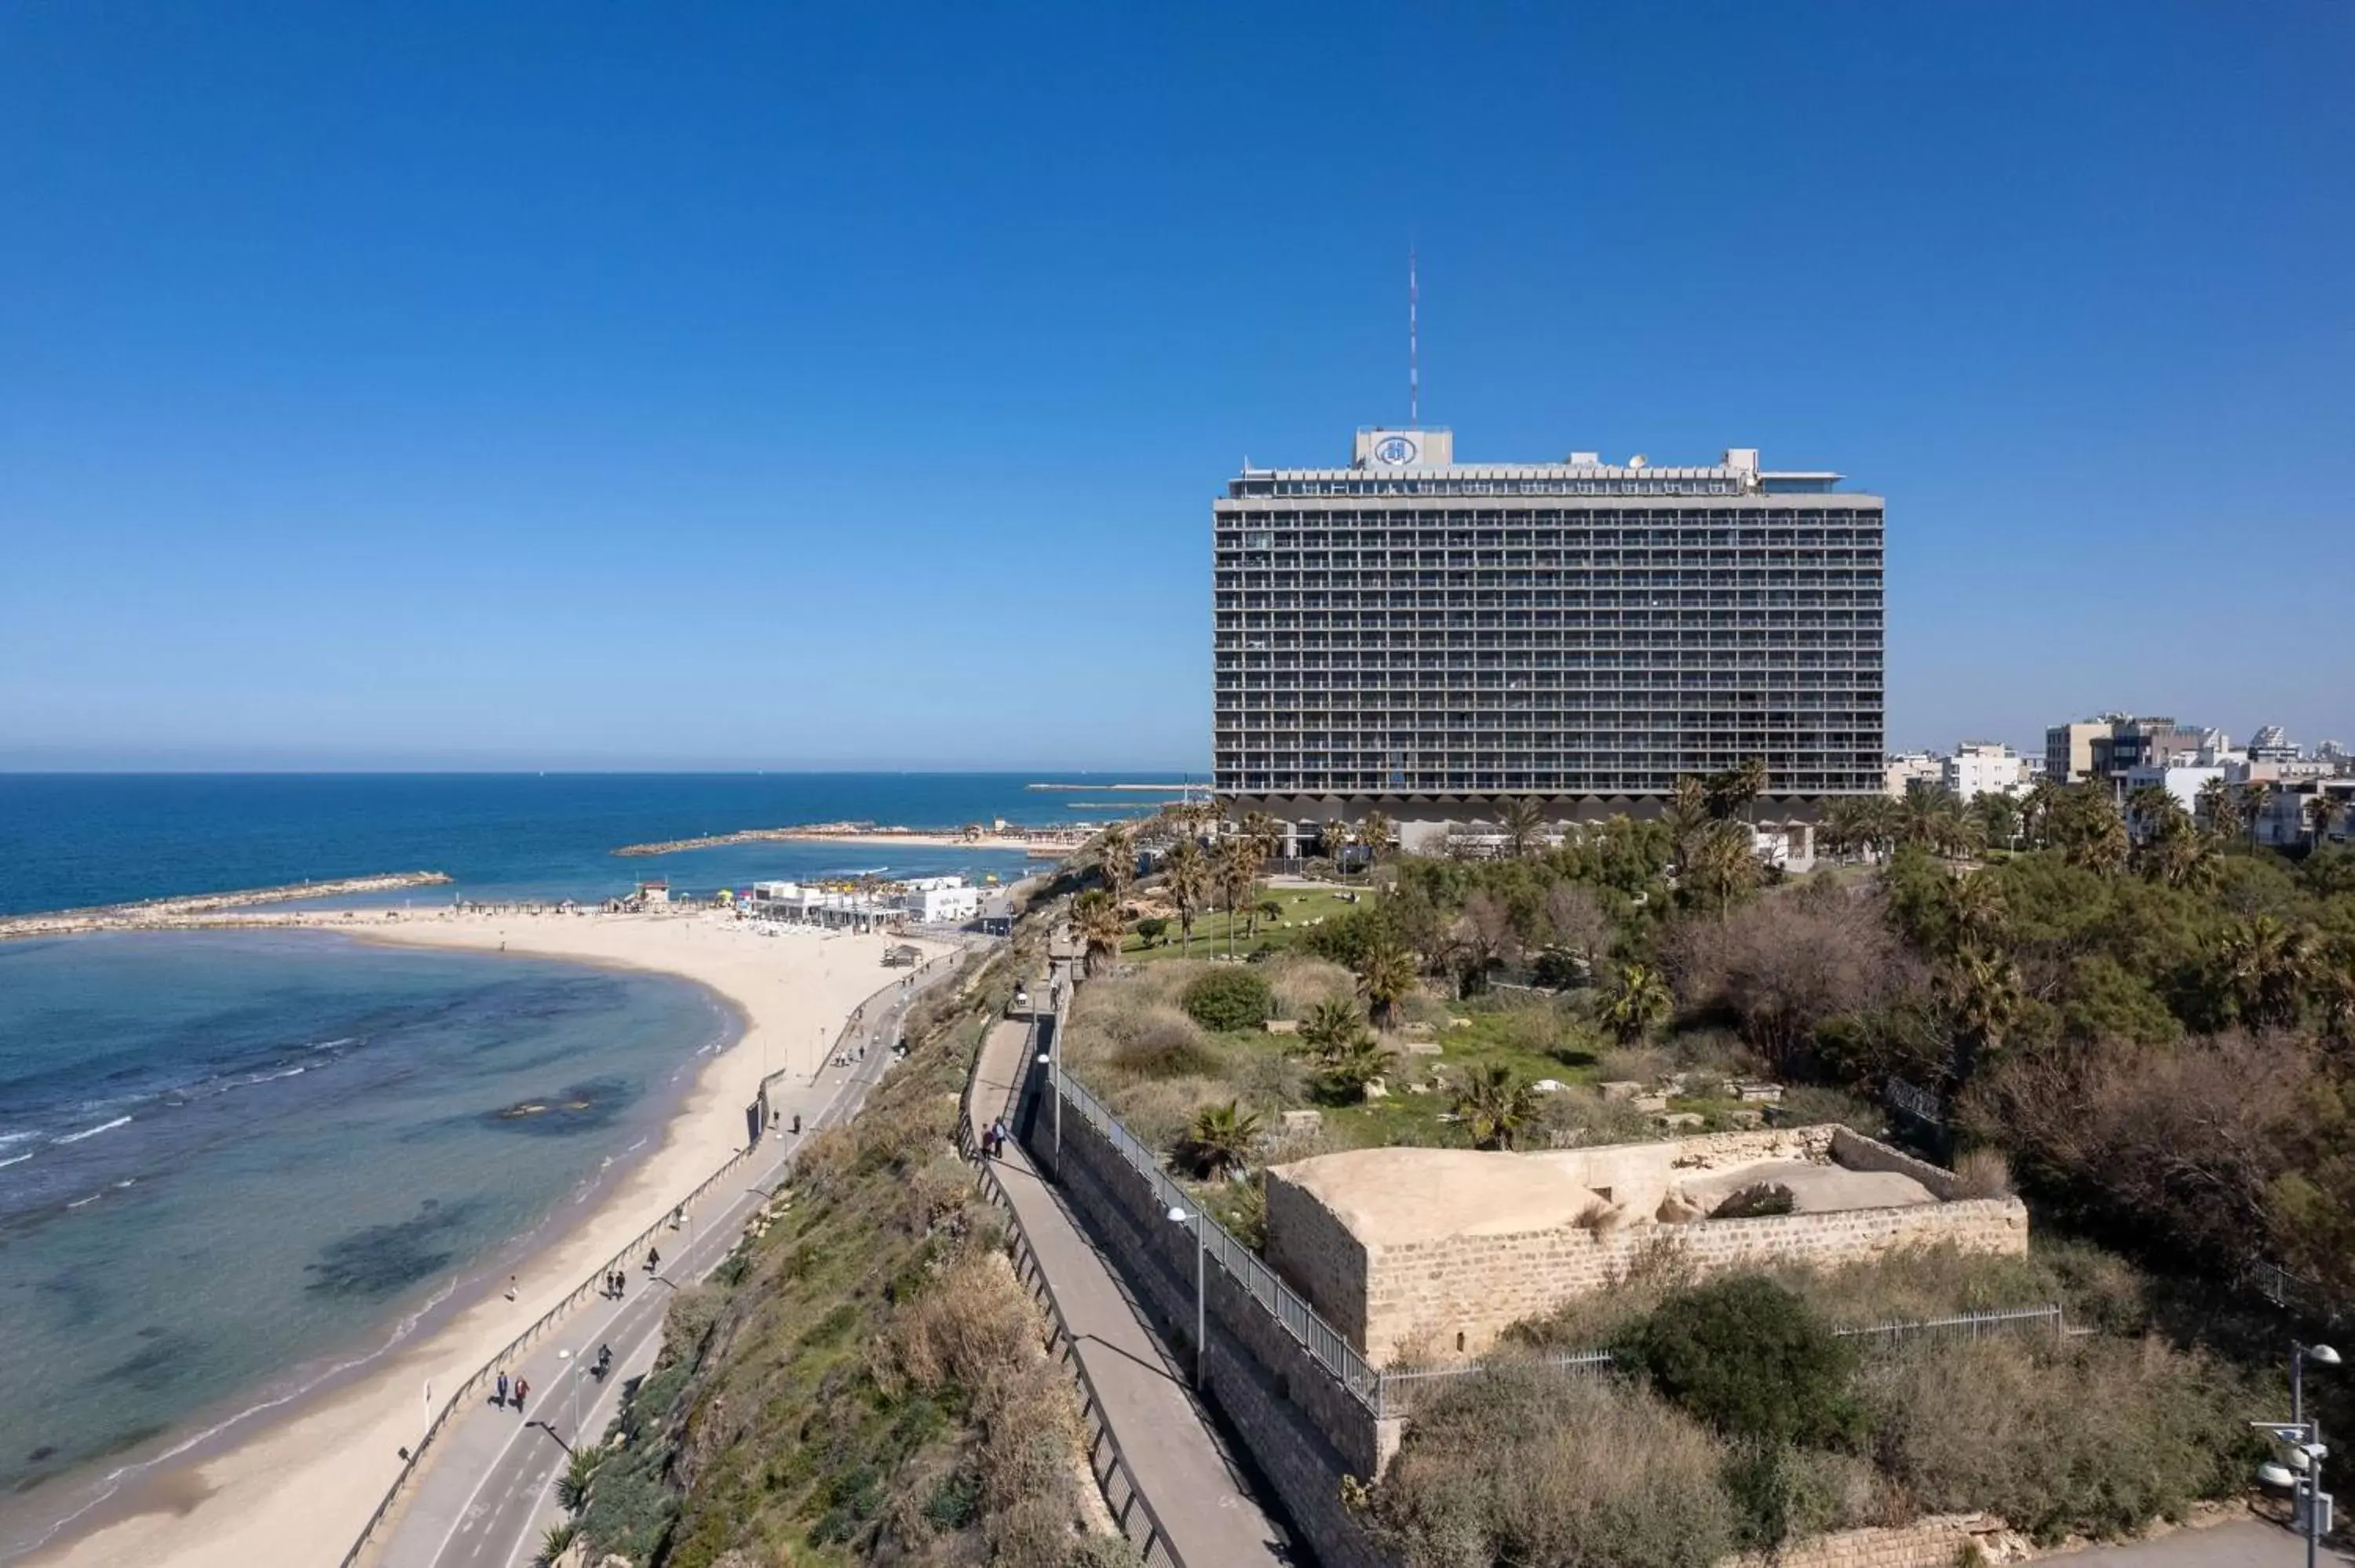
[1023,1093,1398,1568]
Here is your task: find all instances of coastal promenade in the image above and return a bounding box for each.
[369,960,954,1568]
[966,981,1290,1568]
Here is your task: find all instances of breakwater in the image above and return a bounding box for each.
[614,823,1089,857]
[0,871,451,939]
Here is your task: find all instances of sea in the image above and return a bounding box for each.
[0,772,1173,1559]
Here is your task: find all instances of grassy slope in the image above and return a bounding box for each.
[574,939,1128,1568]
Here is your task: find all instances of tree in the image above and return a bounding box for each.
[1315,818,1350,864]
[1072,888,1126,977]
[1966,789,2021,855]
[1444,890,1519,997]
[1318,1034,1396,1104]
[1356,810,1394,865]
[1730,757,1769,824]
[2212,914,2313,1031]
[1181,1100,1261,1180]
[1936,947,2024,1085]
[1616,1278,1863,1449]
[2020,775,2065,850]
[1355,943,1419,1030]
[1664,775,1711,869]
[1215,835,1259,958]
[2049,785,2128,875]
[1135,915,1170,947]
[1298,997,1367,1057]
[1605,961,1674,1045]
[1180,967,1274,1032]
[2195,775,2240,843]
[2309,792,2343,852]
[1539,881,1610,978]
[2241,780,2276,851]
[1454,1064,1538,1150]
[1163,839,1211,957]
[1500,797,1549,859]
[1242,810,1285,863]
[1941,871,2007,956]
[1097,821,1136,905]
[1685,821,1762,920]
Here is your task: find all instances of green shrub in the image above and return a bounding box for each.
[1615,1277,1864,1449]
[1181,968,1274,1032]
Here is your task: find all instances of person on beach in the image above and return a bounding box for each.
[496,1371,509,1406]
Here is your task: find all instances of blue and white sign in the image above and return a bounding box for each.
[1371,434,1418,466]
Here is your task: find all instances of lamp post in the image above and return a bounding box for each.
[1166,1204,1205,1388]
[2255,1421,2332,1568]
[2294,1342,2341,1435]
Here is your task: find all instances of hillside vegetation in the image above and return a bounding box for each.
[566,939,1136,1568]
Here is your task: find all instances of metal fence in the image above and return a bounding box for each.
[1050,1066,1384,1411]
[1367,1305,2069,1419]
[338,953,962,1568]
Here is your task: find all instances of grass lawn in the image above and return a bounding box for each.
[1119,887,1364,963]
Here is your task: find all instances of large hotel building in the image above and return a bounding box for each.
[1212,428,1885,849]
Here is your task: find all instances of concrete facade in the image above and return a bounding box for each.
[1265,1126,2028,1365]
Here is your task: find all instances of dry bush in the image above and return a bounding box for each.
[1860,1335,2256,1544]
[1662,884,1920,1072]
[1487,1002,1566,1059]
[1371,1358,1736,1568]
[1265,954,1356,1017]
[1228,1046,1307,1114]
[790,1123,859,1201]
[1952,1147,2014,1200]
[1108,1075,1228,1157]
[891,1252,1036,1394]
[898,1153,979,1239]
[1529,1087,1652,1150]
[1963,1030,2310,1282]
[1598,1046,1670,1085]
[1105,1005,1224,1079]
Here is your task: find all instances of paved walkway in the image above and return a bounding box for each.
[968,994,1289,1567]
[373,961,955,1568]
[2060,1519,2350,1564]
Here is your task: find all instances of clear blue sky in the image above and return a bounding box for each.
[3,2,2349,771]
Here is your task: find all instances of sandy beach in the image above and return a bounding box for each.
[21,906,944,1568]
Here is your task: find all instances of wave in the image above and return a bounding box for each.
[56,1114,133,1145]
[0,1129,38,1147]
[0,1152,32,1170]
[66,1194,102,1209]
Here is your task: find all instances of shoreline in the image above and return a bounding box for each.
[16,906,940,1568]
[0,873,453,941]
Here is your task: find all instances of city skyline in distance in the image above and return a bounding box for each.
[2,0,2349,771]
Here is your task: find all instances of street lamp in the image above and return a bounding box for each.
[1166,1204,1205,1388]
[2295,1342,2341,1431]
[2254,1424,2332,1568]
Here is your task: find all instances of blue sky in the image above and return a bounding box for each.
[2,1,2349,771]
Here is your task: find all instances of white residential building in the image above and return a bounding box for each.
[2123,764,2225,819]
[1941,742,2029,804]
[901,881,981,924]
[1885,752,1942,798]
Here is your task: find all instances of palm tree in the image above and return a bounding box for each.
[1356,810,1394,866]
[1941,871,2006,956]
[1686,821,1760,919]
[1298,997,1366,1057]
[2242,780,2276,851]
[2307,791,2342,851]
[1318,1034,1396,1104]
[1966,790,2021,855]
[1936,948,2023,1085]
[1214,836,1258,958]
[1732,757,1769,824]
[2214,914,2313,1031]
[1663,775,1711,868]
[1500,797,1548,859]
[1097,820,1136,905]
[1603,961,1673,1045]
[1163,838,1210,957]
[2050,785,2128,876]
[1182,1100,1262,1180]
[1316,818,1350,865]
[1072,888,1126,977]
[1241,810,1284,865]
[557,1446,601,1511]
[2021,775,2065,850]
[1455,1065,1538,1150]
[1354,943,1418,1030]
[2195,776,2240,843]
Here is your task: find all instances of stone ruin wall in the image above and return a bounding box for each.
[1265,1127,2028,1366]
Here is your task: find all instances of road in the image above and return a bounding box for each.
[2063,1519,2350,1565]
[371,954,963,1568]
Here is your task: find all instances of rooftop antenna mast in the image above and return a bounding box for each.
[1408,243,1420,425]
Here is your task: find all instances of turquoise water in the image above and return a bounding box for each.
[0,931,732,1554]
[0,772,1148,1557]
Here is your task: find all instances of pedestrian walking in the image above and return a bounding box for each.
[495,1371,509,1406]
[513,1377,528,1414]
[646,1246,659,1273]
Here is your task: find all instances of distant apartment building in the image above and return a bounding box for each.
[1942,742,2029,804]
[1884,751,1942,798]
[1211,428,1886,849]
[2045,717,2121,785]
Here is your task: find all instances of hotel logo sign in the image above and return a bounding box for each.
[1371,433,1418,467]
